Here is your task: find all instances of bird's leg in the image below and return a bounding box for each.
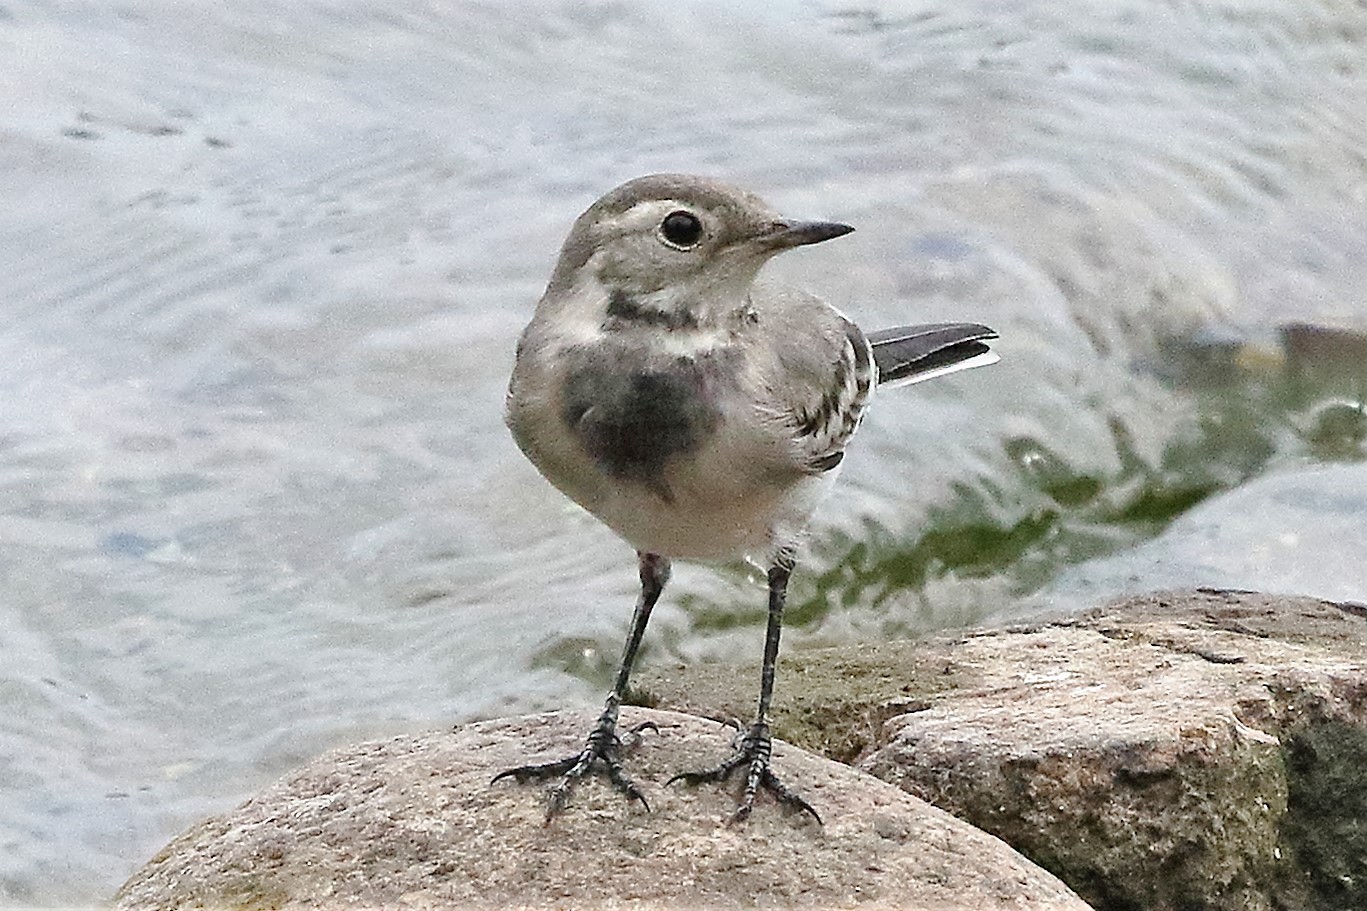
[667,548,821,825]
[492,551,670,821]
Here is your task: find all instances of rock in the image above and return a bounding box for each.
[636,589,1367,911]
[114,708,1091,911]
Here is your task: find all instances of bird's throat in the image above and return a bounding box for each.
[603,288,702,332]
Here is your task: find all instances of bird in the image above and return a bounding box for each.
[495,173,997,824]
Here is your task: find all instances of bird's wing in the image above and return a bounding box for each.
[748,284,875,474]
[867,323,998,388]
[781,316,876,473]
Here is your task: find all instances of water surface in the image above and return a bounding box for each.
[1,0,1365,903]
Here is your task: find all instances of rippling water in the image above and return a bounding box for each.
[2,0,1366,903]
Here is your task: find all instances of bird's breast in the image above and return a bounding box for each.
[558,341,740,500]
[507,327,828,561]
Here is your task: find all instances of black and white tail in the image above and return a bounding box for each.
[867,322,999,388]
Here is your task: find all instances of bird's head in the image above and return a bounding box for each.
[544,174,853,323]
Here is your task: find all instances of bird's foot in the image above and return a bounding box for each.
[492,718,658,821]
[666,720,821,825]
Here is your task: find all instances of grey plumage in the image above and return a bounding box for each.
[497,174,998,824]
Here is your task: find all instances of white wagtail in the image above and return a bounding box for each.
[495,174,997,823]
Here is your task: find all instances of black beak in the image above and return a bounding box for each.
[760,220,855,250]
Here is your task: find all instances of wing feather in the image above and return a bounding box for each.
[867,322,998,388]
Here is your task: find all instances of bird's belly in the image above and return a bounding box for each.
[584,447,838,563]
[513,399,831,561]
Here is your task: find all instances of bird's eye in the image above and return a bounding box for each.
[659,210,704,249]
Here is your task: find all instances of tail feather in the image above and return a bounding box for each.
[868,322,999,388]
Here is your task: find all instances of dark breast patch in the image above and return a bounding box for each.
[560,343,733,500]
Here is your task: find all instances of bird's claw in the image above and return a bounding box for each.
[490,755,578,785]
[666,721,821,825]
[492,719,655,820]
[619,720,661,750]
